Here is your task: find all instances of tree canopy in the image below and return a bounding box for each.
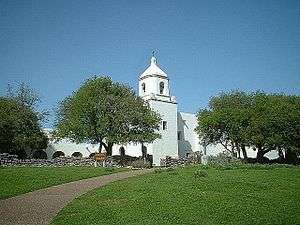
[0,97,48,158]
[7,82,48,122]
[196,91,300,163]
[54,76,161,155]
[0,83,48,158]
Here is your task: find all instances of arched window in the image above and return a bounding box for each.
[159,82,164,94]
[72,152,83,158]
[142,145,147,158]
[52,151,65,159]
[141,83,146,92]
[32,150,47,159]
[119,146,125,157]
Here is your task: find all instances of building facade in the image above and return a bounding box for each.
[44,55,278,165]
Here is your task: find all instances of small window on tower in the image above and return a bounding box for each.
[142,83,146,92]
[162,121,167,130]
[177,131,182,140]
[159,82,164,94]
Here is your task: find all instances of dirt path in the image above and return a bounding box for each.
[0,169,152,225]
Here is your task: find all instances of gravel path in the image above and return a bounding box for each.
[0,169,152,225]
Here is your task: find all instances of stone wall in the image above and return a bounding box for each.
[160,155,200,167]
[0,153,95,167]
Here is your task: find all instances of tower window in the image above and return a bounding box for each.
[159,82,164,94]
[177,131,182,140]
[162,121,167,130]
[141,83,146,92]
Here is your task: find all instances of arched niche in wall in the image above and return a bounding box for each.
[159,81,164,94]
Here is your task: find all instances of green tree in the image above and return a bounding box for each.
[196,91,251,158]
[7,82,48,122]
[246,93,300,162]
[196,91,300,163]
[0,98,48,158]
[54,76,161,156]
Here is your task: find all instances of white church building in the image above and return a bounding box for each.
[45,55,277,165]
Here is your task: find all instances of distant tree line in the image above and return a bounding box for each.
[196,91,300,164]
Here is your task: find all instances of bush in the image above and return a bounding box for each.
[209,152,242,165]
[165,167,175,172]
[201,153,297,170]
[105,168,115,173]
[72,152,83,158]
[154,167,179,175]
[154,168,164,173]
[205,152,243,170]
[130,159,151,169]
[194,170,208,178]
[237,163,295,170]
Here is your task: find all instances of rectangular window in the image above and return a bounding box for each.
[162,121,167,130]
[177,131,182,140]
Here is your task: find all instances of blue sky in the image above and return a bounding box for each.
[1,0,300,127]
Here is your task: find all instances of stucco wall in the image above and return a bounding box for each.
[177,112,201,157]
[149,99,178,166]
[139,76,170,97]
[45,140,98,159]
[111,143,143,157]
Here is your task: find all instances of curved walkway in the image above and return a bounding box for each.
[0,169,152,225]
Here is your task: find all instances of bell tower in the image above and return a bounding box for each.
[139,56,175,102]
[138,54,178,165]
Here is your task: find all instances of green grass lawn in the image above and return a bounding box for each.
[52,165,300,225]
[0,166,125,199]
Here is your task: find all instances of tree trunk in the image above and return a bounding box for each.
[256,148,265,163]
[98,141,103,153]
[241,144,248,160]
[278,148,284,162]
[106,142,113,156]
[236,145,241,159]
[285,148,298,165]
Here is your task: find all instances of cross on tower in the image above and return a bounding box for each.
[152,50,156,57]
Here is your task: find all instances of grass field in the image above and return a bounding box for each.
[52,165,300,225]
[0,166,124,199]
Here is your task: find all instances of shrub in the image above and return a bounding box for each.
[105,168,115,173]
[205,152,244,170]
[154,168,164,173]
[209,152,242,165]
[130,159,151,169]
[165,167,175,172]
[154,167,178,174]
[72,152,83,158]
[194,170,208,178]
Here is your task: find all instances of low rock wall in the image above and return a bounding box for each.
[160,155,200,167]
[0,153,95,167]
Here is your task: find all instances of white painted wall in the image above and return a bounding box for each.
[148,99,178,165]
[177,112,201,157]
[139,76,170,99]
[200,143,279,159]
[44,129,99,159]
[111,143,143,157]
